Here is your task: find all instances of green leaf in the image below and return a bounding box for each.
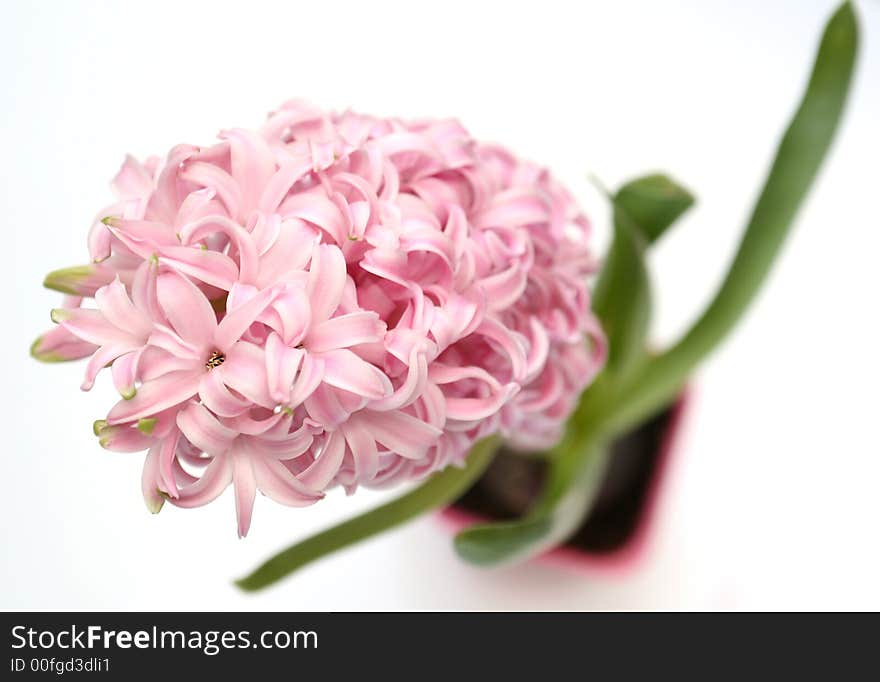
[592,174,692,381]
[236,436,499,591]
[615,174,695,245]
[595,0,860,439]
[454,437,609,566]
[454,516,552,565]
[592,198,652,381]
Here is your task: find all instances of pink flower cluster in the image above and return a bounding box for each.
[33,101,605,536]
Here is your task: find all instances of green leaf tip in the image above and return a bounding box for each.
[43,265,96,296]
[615,174,695,245]
[92,419,108,436]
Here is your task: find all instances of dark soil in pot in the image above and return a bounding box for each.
[450,402,678,554]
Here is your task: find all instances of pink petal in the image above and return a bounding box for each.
[258,159,314,214]
[223,128,276,216]
[476,317,528,382]
[217,341,274,408]
[213,286,279,351]
[82,344,134,391]
[524,315,550,380]
[112,154,154,200]
[130,261,163,323]
[53,308,132,347]
[180,162,242,219]
[401,225,454,266]
[170,455,234,509]
[281,190,347,245]
[476,189,549,228]
[366,410,441,460]
[158,245,239,291]
[138,346,199,381]
[251,423,315,459]
[255,218,318,288]
[156,429,182,498]
[107,370,202,424]
[199,369,251,418]
[141,445,166,513]
[445,383,520,421]
[368,345,427,412]
[289,353,325,406]
[265,333,304,404]
[110,349,142,398]
[225,282,259,312]
[31,325,97,363]
[478,262,528,311]
[176,402,237,455]
[156,270,216,352]
[306,312,385,353]
[95,422,153,453]
[106,218,177,260]
[225,411,283,437]
[232,448,257,538]
[95,277,151,339]
[306,243,347,323]
[251,457,323,507]
[340,420,379,482]
[88,218,113,263]
[320,349,391,400]
[178,215,260,285]
[304,383,351,427]
[175,186,222,227]
[43,263,117,297]
[268,285,311,346]
[147,324,202,362]
[145,144,198,223]
[299,430,345,490]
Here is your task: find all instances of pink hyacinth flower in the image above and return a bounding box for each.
[34,101,606,535]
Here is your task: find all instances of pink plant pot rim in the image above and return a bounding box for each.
[437,390,692,576]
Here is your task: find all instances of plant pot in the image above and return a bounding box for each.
[439,391,690,575]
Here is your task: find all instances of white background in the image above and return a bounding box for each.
[1,0,878,610]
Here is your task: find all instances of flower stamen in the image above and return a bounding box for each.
[205,351,226,370]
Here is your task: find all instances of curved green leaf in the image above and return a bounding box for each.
[454,438,609,566]
[592,208,651,381]
[596,0,859,439]
[236,436,499,591]
[454,516,552,565]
